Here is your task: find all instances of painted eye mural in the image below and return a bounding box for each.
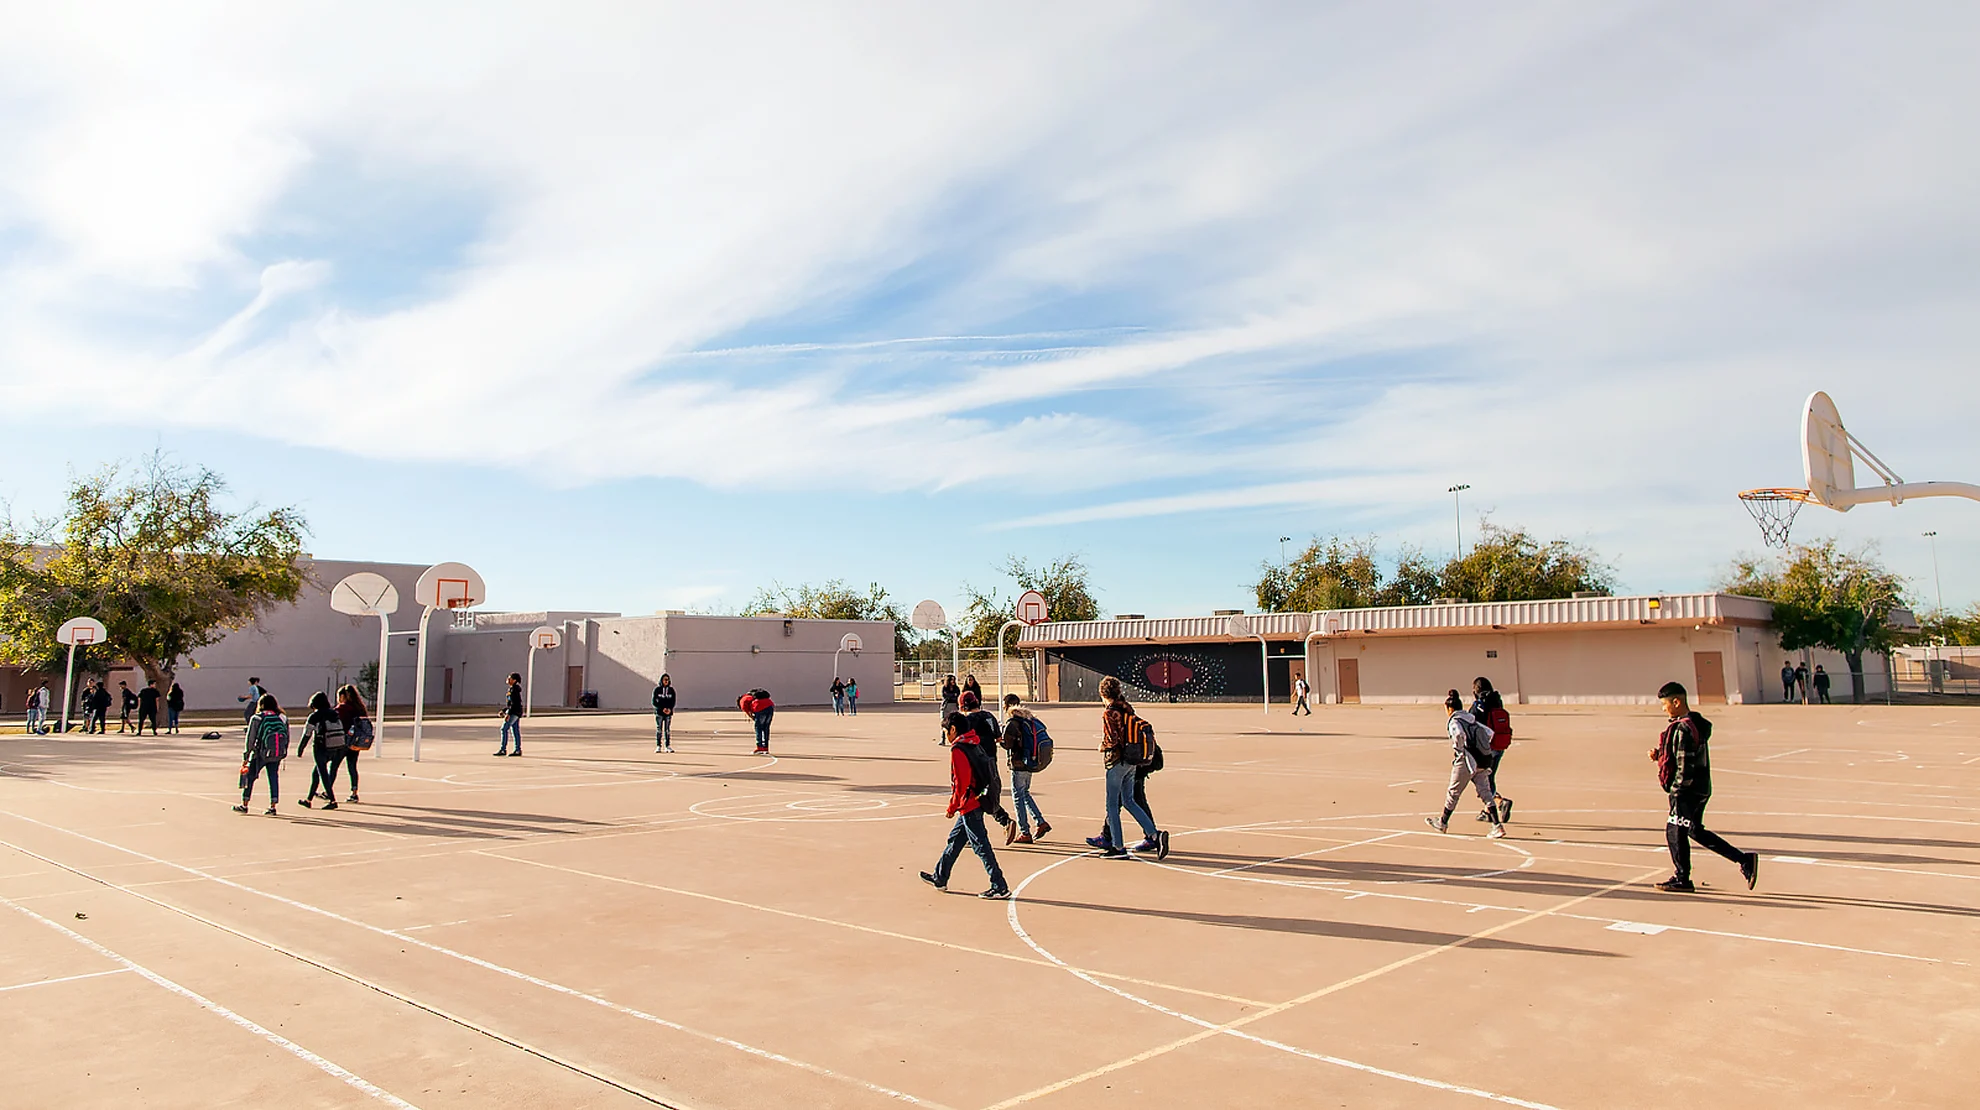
[1145,660,1194,689]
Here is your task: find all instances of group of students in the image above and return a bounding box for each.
[828,677,860,715]
[33,678,185,734]
[1779,659,1833,704]
[235,685,375,814]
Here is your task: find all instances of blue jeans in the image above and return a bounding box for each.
[655,713,672,747]
[753,710,772,750]
[1105,762,1158,848]
[25,707,42,733]
[243,757,280,805]
[932,810,1006,890]
[847,695,857,716]
[833,694,845,715]
[1010,769,1044,834]
[167,708,180,731]
[500,715,522,752]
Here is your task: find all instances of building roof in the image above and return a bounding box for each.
[1016,592,1775,648]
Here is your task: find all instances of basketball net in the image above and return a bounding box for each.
[1737,488,1810,548]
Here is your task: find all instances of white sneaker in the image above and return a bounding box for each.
[1487,826,1507,839]
[1424,816,1448,833]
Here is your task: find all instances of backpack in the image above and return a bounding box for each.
[253,714,289,761]
[346,716,375,751]
[1484,706,1513,752]
[1119,714,1157,767]
[1022,716,1055,773]
[1463,717,1496,764]
[958,740,997,800]
[317,713,347,750]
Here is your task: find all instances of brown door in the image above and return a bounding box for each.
[1043,659,1059,702]
[1287,659,1307,705]
[1693,651,1727,704]
[1336,658,1361,704]
[566,666,585,708]
[443,668,454,705]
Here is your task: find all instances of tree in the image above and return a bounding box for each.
[1438,524,1614,604]
[744,579,911,655]
[1724,540,1910,703]
[1255,526,1610,613]
[1002,554,1100,623]
[0,459,309,694]
[1917,603,1980,647]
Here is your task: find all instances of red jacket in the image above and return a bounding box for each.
[947,738,982,817]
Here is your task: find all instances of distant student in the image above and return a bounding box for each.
[1780,660,1796,703]
[88,682,112,733]
[240,676,265,725]
[962,674,983,706]
[137,681,161,736]
[919,711,1011,899]
[235,693,287,815]
[335,685,371,803]
[1812,665,1832,704]
[1470,676,1514,824]
[739,689,775,754]
[166,682,185,734]
[497,673,524,756]
[1000,694,1053,843]
[1794,662,1810,703]
[844,677,859,715]
[652,673,677,752]
[296,691,347,809]
[117,681,137,733]
[1291,675,1312,715]
[938,675,961,742]
[1086,676,1167,859]
[1651,680,1758,893]
[830,677,847,716]
[960,690,1015,842]
[24,684,43,735]
[1425,689,1507,838]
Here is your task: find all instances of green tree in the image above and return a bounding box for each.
[0,458,308,694]
[1438,524,1614,603]
[1257,537,1386,611]
[1724,540,1910,703]
[1256,528,1605,613]
[744,579,911,655]
[1002,554,1100,623]
[1917,603,1980,647]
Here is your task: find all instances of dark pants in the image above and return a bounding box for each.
[343,749,360,794]
[1816,685,1830,704]
[655,713,672,748]
[138,707,159,734]
[309,748,344,800]
[932,810,1006,890]
[90,708,108,733]
[243,757,280,805]
[168,708,181,732]
[1666,792,1744,882]
[1485,749,1507,797]
[753,712,772,751]
[1292,694,1311,715]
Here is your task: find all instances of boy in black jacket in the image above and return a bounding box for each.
[1652,681,1759,893]
[652,674,676,752]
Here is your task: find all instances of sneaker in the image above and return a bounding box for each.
[1013,833,1034,845]
[656,746,664,753]
[919,871,945,891]
[347,794,359,803]
[1034,821,1052,839]
[1156,830,1171,861]
[508,750,522,757]
[1487,825,1507,839]
[980,887,1011,900]
[1004,822,1018,846]
[1100,848,1130,859]
[264,806,278,816]
[232,804,249,813]
[1654,877,1696,893]
[1741,852,1760,890]
[1475,809,1494,822]
[1497,798,1515,824]
[1424,816,1447,833]
[493,750,508,757]
[665,745,673,753]
[322,801,338,810]
[1129,838,1159,853]
[1085,835,1112,849]
[297,798,312,809]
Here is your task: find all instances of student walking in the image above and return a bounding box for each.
[74,682,94,733]
[235,694,287,814]
[137,682,161,736]
[919,711,1011,899]
[937,675,961,742]
[962,674,983,706]
[496,673,524,756]
[296,691,347,809]
[240,677,265,725]
[1292,675,1312,715]
[1470,677,1514,824]
[740,689,774,754]
[960,690,1016,843]
[1426,690,1508,838]
[1086,676,1167,859]
[166,682,185,734]
[652,673,677,752]
[845,677,858,715]
[117,681,137,733]
[1652,681,1759,892]
[1813,665,1832,704]
[1779,660,1796,703]
[88,682,112,733]
[336,685,371,803]
[1000,694,1053,844]
[830,677,847,716]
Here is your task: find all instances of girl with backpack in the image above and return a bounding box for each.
[235,694,287,814]
[335,685,371,803]
[1088,677,1167,860]
[297,691,347,810]
[1426,689,1507,838]
[845,677,858,715]
[1471,677,1514,824]
[166,682,185,734]
[999,694,1053,844]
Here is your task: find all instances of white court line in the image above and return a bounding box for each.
[1209,831,1406,877]
[0,815,946,1109]
[0,894,419,1108]
[1755,748,1810,762]
[0,967,133,993]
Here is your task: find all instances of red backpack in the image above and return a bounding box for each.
[1484,706,1513,751]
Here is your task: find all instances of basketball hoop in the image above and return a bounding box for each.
[1738,488,1812,548]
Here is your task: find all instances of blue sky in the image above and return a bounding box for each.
[3,3,1976,621]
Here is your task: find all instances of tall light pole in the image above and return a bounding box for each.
[1278,536,1292,567]
[1924,531,1944,615]
[1448,484,1471,556]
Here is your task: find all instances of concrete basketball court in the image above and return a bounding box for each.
[2,701,1974,1108]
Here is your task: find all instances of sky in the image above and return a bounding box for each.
[2,2,1976,622]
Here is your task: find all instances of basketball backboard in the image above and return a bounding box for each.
[839,633,863,653]
[1015,589,1049,625]
[531,625,562,651]
[330,572,400,617]
[911,599,947,631]
[414,562,485,611]
[57,616,106,646]
[1802,391,1853,509]
[1224,614,1250,638]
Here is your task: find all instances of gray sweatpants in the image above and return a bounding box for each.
[1442,755,1497,818]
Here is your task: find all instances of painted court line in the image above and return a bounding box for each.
[0,893,419,1109]
[0,967,133,993]
[0,815,946,1109]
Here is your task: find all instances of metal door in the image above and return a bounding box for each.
[1336,658,1361,704]
[1693,651,1727,704]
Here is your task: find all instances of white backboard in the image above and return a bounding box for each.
[57,616,107,646]
[1802,391,1853,509]
[1224,614,1251,637]
[911,599,947,631]
[1015,589,1049,625]
[415,561,485,610]
[531,625,562,650]
[330,572,400,617]
[840,632,863,653]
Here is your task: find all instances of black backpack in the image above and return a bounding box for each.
[958,741,997,799]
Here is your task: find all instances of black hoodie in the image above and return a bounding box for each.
[1657,711,1713,797]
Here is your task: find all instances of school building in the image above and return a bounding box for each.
[1018,593,1893,706]
[3,557,893,716]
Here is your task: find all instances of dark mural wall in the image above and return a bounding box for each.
[1049,642,1305,702]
